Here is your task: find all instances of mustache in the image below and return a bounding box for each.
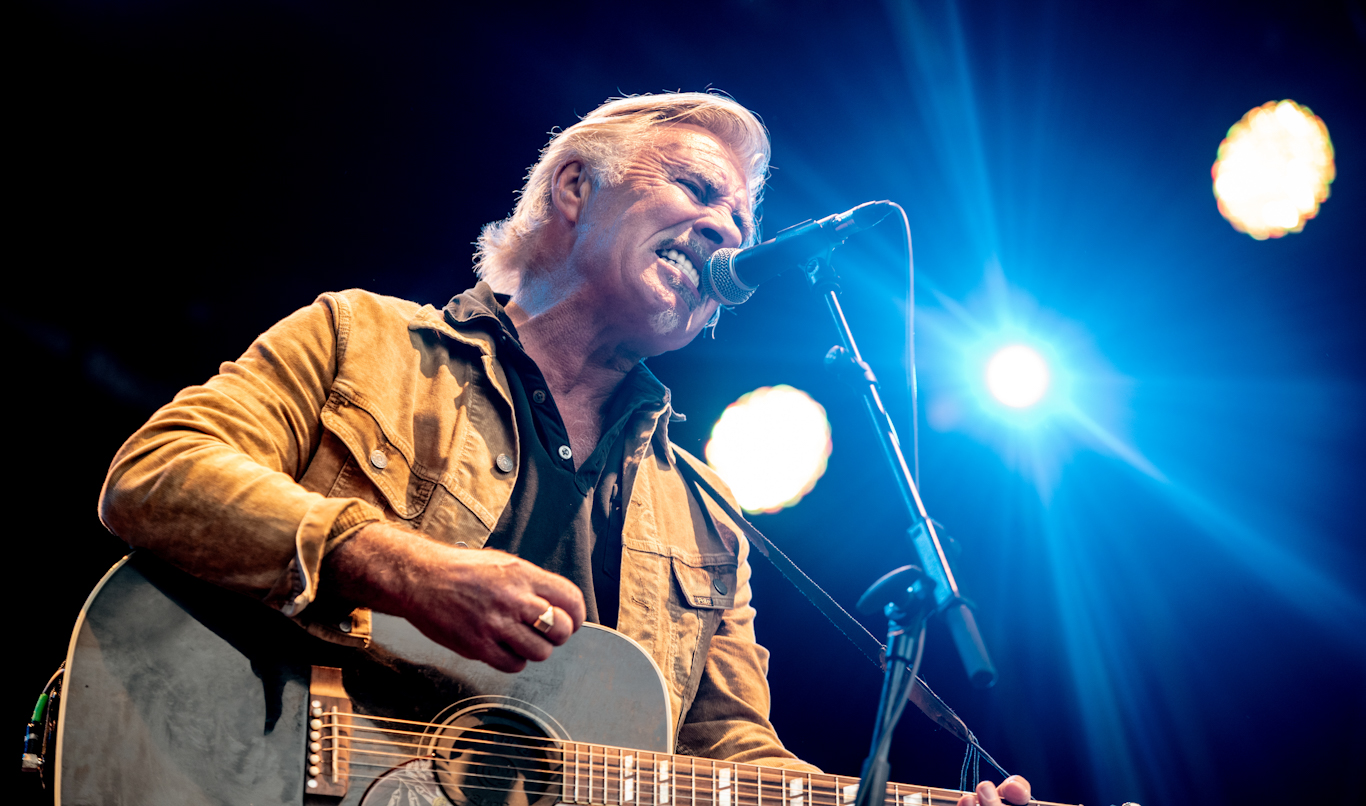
[653,236,712,262]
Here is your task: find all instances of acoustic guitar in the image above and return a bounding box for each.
[51,553,1076,806]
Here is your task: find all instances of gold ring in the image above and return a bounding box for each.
[532,605,555,634]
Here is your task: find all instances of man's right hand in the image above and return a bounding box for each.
[321,522,586,673]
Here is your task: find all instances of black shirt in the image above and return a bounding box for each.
[443,286,667,628]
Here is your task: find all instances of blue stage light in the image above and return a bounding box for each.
[985,344,1050,408]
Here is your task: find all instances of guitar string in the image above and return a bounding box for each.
[303,761,1007,806]
[311,721,978,806]
[309,717,1052,806]
[311,755,1057,806]
[311,732,984,806]
[308,758,979,806]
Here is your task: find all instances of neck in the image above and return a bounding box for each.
[505,283,639,468]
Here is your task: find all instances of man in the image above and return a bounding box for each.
[100,92,1028,806]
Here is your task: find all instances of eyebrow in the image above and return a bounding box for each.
[685,166,756,241]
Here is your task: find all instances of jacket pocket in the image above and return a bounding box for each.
[319,395,437,521]
[670,555,738,610]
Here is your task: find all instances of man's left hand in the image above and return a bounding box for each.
[956,775,1031,806]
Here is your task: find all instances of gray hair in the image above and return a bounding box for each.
[474,92,771,294]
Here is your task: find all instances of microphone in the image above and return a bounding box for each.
[704,201,892,305]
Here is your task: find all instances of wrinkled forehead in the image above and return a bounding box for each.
[648,124,758,234]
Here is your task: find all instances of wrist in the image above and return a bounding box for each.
[322,522,428,617]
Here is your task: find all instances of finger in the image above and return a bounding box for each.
[533,605,574,646]
[974,781,1002,806]
[532,570,587,629]
[480,639,530,674]
[997,776,1032,806]
[498,616,556,663]
[523,600,572,645]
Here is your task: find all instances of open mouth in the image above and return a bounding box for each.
[657,248,701,294]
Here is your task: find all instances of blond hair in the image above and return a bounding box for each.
[474,92,771,294]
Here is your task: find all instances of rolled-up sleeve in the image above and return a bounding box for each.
[98,293,382,615]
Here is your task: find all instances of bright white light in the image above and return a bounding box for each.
[985,345,1050,408]
[705,385,832,514]
[1212,99,1335,240]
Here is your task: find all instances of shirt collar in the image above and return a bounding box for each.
[441,282,673,417]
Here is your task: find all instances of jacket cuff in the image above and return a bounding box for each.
[271,497,383,618]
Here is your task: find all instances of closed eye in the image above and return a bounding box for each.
[679,178,705,200]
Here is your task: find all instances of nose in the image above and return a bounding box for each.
[697,207,745,249]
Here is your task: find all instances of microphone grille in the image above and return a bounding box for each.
[705,248,756,306]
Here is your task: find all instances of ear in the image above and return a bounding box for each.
[550,160,593,225]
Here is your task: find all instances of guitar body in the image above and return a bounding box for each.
[55,554,673,806]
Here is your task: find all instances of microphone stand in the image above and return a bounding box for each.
[851,566,936,806]
[806,242,1000,803]
[808,248,998,687]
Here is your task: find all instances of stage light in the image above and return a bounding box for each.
[705,385,832,514]
[985,344,1050,408]
[1212,100,1335,240]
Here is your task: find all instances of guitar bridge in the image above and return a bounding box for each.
[305,666,352,798]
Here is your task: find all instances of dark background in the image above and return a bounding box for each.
[12,2,1366,805]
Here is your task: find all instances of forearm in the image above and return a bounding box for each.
[98,295,371,608]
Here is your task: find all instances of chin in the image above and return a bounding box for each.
[648,308,682,336]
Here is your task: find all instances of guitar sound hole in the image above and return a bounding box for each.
[428,705,562,806]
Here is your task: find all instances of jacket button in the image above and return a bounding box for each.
[713,579,728,595]
[532,389,547,404]
[455,541,469,548]
[495,454,514,473]
[338,620,352,634]
[369,449,388,469]
[558,445,573,461]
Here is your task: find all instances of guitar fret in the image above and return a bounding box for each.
[690,755,697,806]
[544,741,1055,806]
[564,742,571,804]
[840,775,858,806]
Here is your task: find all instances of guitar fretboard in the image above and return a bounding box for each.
[557,743,1013,806]
[317,711,1071,806]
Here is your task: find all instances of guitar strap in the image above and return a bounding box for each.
[673,450,1008,778]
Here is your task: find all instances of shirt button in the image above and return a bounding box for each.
[338,620,352,633]
[369,449,388,469]
[558,445,573,461]
[495,454,514,473]
[532,389,547,404]
[713,579,729,595]
[455,541,469,548]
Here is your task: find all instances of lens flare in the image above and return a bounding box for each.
[704,385,832,514]
[985,344,1050,408]
[1212,100,1335,240]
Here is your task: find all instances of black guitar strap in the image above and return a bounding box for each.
[674,450,1007,777]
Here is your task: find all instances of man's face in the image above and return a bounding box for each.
[568,124,754,357]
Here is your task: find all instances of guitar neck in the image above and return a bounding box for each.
[555,743,1070,806]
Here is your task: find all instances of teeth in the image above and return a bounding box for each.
[659,249,700,290]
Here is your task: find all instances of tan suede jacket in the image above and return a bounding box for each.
[99,286,815,770]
